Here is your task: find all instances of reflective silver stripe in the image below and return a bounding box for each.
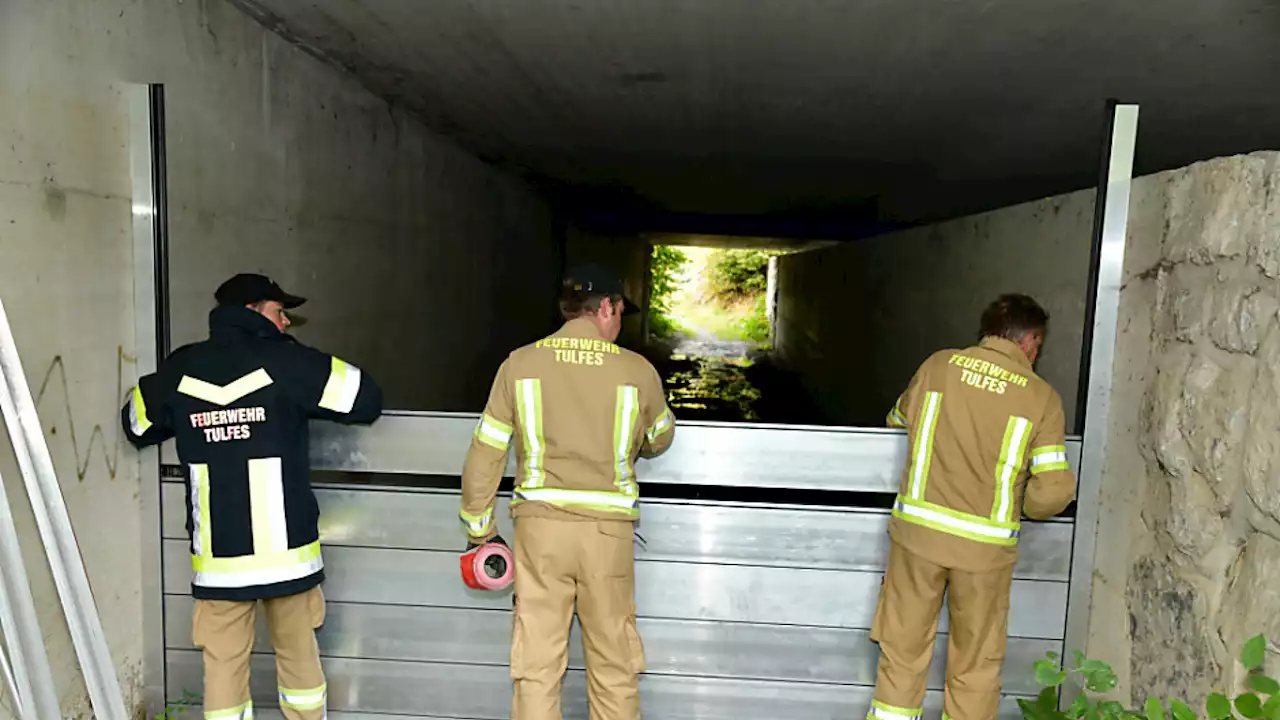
[475,414,513,450]
[894,498,1019,541]
[994,417,1031,524]
[279,683,326,711]
[460,508,493,537]
[515,487,638,509]
[868,702,922,720]
[908,392,942,500]
[1032,451,1068,466]
[248,458,288,555]
[129,386,151,436]
[516,379,544,488]
[646,407,673,443]
[615,385,640,495]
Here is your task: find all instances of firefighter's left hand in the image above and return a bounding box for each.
[466,534,508,551]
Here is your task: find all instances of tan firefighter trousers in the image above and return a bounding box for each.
[511,516,646,720]
[869,540,1015,720]
[193,586,327,719]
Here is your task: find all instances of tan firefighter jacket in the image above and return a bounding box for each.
[885,336,1077,571]
[459,318,676,540]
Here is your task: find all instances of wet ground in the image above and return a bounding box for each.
[643,333,827,425]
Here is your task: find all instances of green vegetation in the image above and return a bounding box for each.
[648,245,692,340]
[647,245,777,348]
[156,689,201,719]
[1020,634,1275,720]
[706,249,772,301]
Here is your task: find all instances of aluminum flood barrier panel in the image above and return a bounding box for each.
[161,412,1082,719]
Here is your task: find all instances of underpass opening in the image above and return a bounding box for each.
[642,233,832,425]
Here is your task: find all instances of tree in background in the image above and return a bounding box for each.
[707,249,775,344]
[648,245,690,339]
[706,249,772,301]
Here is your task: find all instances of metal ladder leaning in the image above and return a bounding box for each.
[0,297,128,720]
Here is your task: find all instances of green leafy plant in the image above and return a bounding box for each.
[705,249,772,302]
[649,245,691,340]
[155,689,201,720]
[1021,635,1275,720]
[737,294,771,343]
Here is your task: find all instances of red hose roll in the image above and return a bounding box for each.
[460,541,514,590]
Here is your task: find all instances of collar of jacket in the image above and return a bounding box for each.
[208,305,284,341]
[978,335,1031,369]
[555,317,608,340]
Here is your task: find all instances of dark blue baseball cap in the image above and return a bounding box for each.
[215,273,306,309]
[564,263,639,316]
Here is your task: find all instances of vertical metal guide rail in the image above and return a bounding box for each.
[150,104,1138,718]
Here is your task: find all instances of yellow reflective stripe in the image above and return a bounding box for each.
[130,386,153,435]
[992,416,1032,523]
[279,683,326,711]
[513,487,639,518]
[614,386,640,495]
[191,464,212,558]
[319,357,362,413]
[248,458,288,555]
[894,496,1019,547]
[192,540,321,574]
[516,379,545,488]
[1030,445,1070,474]
[869,700,922,720]
[887,396,907,428]
[907,392,942,500]
[205,701,253,719]
[459,507,494,538]
[475,413,513,451]
[646,407,673,443]
[178,369,273,406]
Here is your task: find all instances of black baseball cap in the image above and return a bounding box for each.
[564,263,639,316]
[214,273,306,309]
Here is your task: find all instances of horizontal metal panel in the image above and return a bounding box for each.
[310,411,1083,493]
[161,483,1074,580]
[166,649,1029,719]
[162,541,1066,638]
[164,595,1057,695]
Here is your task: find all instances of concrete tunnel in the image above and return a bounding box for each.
[2,0,1280,717]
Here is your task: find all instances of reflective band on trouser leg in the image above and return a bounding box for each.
[515,378,545,488]
[319,357,362,413]
[279,684,326,712]
[460,507,494,538]
[191,464,212,557]
[130,385,152,435]
[203,696,256,718]
[614,385,640,495]
[513,487,639,518]
[991,416,1032,524]
[249,458,288,555]
[474,413,513,451]
[893,497,1019,546]
[868,700,923,720]
[907,392,942,500]
[1030,444,1070,474]
[193,541,324,588]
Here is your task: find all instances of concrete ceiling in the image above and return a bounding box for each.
[232,0,1280,225]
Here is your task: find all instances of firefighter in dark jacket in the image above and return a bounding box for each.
[122,273,383,720]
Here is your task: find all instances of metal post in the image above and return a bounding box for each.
[129,82,169,714]
[1062,102,1140,701]
[0,299,129,720]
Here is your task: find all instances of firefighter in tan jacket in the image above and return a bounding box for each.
[870,294,1077,720]
[460,263,676,720]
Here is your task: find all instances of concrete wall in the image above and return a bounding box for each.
[774,191,1094,428]
[563,226,651,349]
[0,0,557,715]
[1086,152,1280,706]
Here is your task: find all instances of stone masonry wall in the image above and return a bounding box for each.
[1088,152,1280,706]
